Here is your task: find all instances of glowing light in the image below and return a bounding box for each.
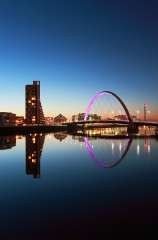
[148,145,151,153]
[111,142,114,154]
[119,143,122,152]
[137,144,140,155]
[32,159,36,163]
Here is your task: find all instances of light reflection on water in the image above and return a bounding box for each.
[0,132,157,177]
[78,126,157,137]
[0,132,158,236]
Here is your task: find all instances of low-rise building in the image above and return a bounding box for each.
[16,116,25,126]
[0,112,16,126]
[54,114,67,124]
[72,113,101,122]
[114,115,128,121]
[114,115,137,121]
[45,117,54,125]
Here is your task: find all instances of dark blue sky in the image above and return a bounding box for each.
[0,0,158,119]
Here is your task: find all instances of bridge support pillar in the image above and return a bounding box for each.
[127,124,139,134]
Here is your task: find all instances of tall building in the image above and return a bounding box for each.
[25,81,45,124]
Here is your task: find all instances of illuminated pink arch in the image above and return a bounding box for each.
[84,91,133,123]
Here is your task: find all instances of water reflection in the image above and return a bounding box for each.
[0,136,16,150]
[26,133,45,178]
[136,138,151,156]
[144,138,151,153]
[84,137,133,168]
[54,132,68,141]
[0,133,154,175]
[83,135,153,168]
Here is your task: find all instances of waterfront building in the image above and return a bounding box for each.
[45,117,54,125]
[0,112,16,126]
[16,116,25,126]
[114,115,137,121]
[54,114,67,124]
[25,81,45,124]
[72,113,101,122]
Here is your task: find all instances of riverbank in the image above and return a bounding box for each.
[0,125,67,135]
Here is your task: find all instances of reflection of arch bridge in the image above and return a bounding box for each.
[66,91,158,133]
[84,137,133,168]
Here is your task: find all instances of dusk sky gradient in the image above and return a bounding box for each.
[0,0,158,119]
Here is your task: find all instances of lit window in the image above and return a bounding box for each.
[32,159,36,163]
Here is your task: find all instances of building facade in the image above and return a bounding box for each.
[25,81,45,124]
[114,115,137,121]
[54,114,67,124]
[16,116,25,126]
[45,117,54,125]
[72,113,101,122]
[0,112,16,126]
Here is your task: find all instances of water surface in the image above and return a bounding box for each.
[0,133,158,237]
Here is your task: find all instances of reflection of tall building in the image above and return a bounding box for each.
[25,81,45,124]
[0,136,16,150]
[26,133,45,178]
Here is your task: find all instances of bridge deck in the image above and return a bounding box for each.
[66,120,158,127]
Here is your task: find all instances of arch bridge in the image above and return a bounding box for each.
[67,91,158,134]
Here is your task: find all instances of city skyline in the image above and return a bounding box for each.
[0,0,158,235]
[0,79,157,121]
[0,0,158,120]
